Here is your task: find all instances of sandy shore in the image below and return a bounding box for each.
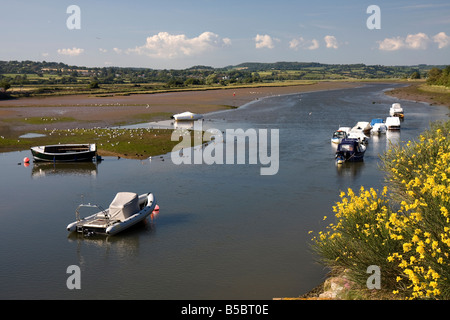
[0,82,359,133]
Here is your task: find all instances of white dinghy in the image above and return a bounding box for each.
[171,111,203,121]
[390,103,404,118]
[67,192,157,236]
[386,116,401,130]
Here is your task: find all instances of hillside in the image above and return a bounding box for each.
[0,60,446,99]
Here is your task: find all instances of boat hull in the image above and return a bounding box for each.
[172,111,203,121]
[335,138,366,164]
[386,117,401,131]
[335,152,365,163]
[67,193,157,236]
[31,144,97,162]
[371,123,387,135]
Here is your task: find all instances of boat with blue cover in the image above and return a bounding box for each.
[370,118,387,134]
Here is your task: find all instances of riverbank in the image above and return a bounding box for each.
[0,81,359,157]
[385,81,450,108]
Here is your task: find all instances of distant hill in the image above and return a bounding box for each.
[0,60,447,88]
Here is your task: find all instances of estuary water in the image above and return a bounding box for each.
[0,83,448,299]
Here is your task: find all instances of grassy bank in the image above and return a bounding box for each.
[385,82,450,108]
[310,120,450,299]
[0,127,194,160]
[4,80,319,100]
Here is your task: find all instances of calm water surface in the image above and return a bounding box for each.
[0,83,448,299]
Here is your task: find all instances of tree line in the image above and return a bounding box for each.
[1,60,448,93]
[426,66,450,87]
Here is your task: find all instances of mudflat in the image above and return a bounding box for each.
[0,82,359,132]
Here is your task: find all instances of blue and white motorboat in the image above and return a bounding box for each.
[335,138,366,164]
[370,118,387,135]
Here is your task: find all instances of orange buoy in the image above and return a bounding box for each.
[23,157,30,163]
[152,204,160,214]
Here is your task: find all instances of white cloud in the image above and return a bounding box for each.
[57,47,84,56]
[99,48,108,53]
[378,37,404,51]
[289,37,319,50]
[324,35,338,49]
[127,31,231,58]
[113,47,123,54]
[255,34,277,49]
[223,38,232,46]
[433,31,450,48]
[379,32,450,51]
[405,32,430,49]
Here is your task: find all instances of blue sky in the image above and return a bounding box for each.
[1,0,449,69]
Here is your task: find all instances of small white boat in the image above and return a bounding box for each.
[67,192,157,236]
[348,130,369,145]
[390,103,404,118]
[370,119,387,135]
[352,121,372,134]
[331,128,348,144]
[371,122,387,134]
[171,111,203,121]
[386,117,401,130]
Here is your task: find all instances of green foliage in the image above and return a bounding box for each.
[0,79,11,91]
[311,120,450,299]
[410,71,421,79]
[1,60,447,90]
[426,66,450,87]
[89,80,100,89]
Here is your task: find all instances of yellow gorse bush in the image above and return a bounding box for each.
[311,120,450,299]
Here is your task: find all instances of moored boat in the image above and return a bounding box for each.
[331,128,349,144]
[352,121,372,134]
[67,192,157,236]
[348,128,369,145]
[370,119,387,134]
[390,103,404,118]
[386,116,401,130]
[31,144,97,162]
[171,111,203,121]
[335,138,366,164]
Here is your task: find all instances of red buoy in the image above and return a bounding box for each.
[152,204,160,214]
[23,157,30,163]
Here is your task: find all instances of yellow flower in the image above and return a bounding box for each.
[416,245,425,255]
[403,242,412,253]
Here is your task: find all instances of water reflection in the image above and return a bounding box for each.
[67,218,159,272]
[335,161,365,178]
[31,161,100,178]
[386,130,401,146]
